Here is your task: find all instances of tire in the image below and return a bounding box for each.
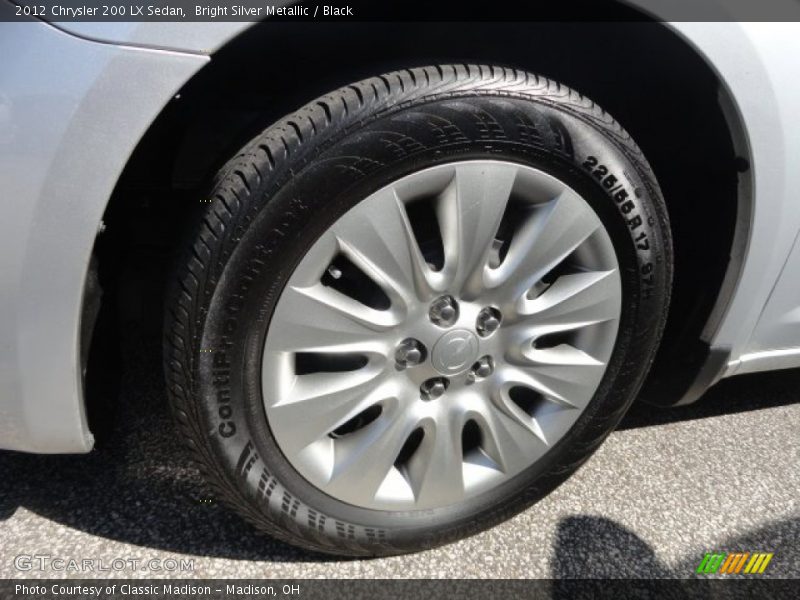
[165,65,672,556]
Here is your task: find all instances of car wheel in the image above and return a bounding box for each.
[165,65,672,556]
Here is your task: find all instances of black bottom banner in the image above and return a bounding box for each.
[2,579,799,600]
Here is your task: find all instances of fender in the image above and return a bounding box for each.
[0,12,208,452]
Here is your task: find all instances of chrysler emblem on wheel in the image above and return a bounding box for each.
[431,330,480,375]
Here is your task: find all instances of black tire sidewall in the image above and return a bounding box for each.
[194,95,669,553]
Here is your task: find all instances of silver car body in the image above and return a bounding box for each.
[2,14,800,453]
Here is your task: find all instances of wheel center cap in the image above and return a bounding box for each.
[431,329,479,375]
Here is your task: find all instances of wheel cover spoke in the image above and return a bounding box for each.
[332,187,436,306]
[516,270,620,331]
[267,369,391,456]
[268,283,398,353]
[325,403,418,501]
[263,161,621,510]
[406,415,466,507]
[486,189,601,303]
[436,163,518,298]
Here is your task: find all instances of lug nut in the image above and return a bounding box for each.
[395,338,426,368]
[429,295,459,327]
[467,356,495,383]
[476,307,502,337]
[475,356,495,378]
[420,377,449,400]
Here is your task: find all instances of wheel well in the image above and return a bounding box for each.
[96,20,745,413]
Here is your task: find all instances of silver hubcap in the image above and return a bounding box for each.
[262,161,622,510]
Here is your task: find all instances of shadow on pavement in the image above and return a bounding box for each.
[550,515,800,579]
[0,334,797,562]
[619,368,800,430]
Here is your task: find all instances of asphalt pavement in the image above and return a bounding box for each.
[1,336,798,579]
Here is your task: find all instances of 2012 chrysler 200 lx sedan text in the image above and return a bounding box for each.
[2,10,799,555]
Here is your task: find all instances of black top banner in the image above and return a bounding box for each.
[5,0,800,22]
